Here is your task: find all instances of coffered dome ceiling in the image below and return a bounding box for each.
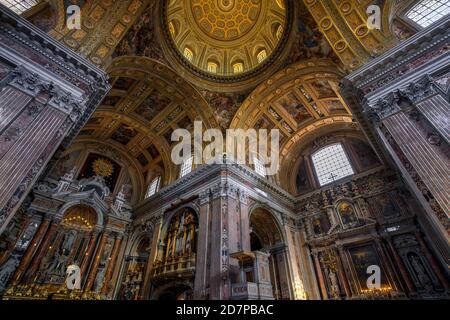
[161,0,295,91]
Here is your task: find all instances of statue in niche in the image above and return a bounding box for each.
[94,267,106,292]
[61,230,77,255]
[337,202,358,226]
[54,253,69,277]
[46,251,60,274]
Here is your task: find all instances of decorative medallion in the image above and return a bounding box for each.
[92,158,114,177]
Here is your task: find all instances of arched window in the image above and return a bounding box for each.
[233,62,244,74]
[276,0,285,10]
[253,156,266,177]
[180,155,193,178]
[184,47,194,61]
[406,0,450,27]
[257,49,267,63]
[145,176,161,198]
[168,21,176,37]
[276,25,283,40]
[311,143,354,186]
[207,61,218,73]
[0,0,39,14]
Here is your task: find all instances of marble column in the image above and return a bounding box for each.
[336,246,352,298]
[101,235,123,296]
[142,219,161,299]
[312,251,328,300]
[0,69,80,235]
[415,232,450,290]
[194,191,212,299]
[80,231,99,282]
[85,231,109,291]
[385,237,416,294]
[11,216,48,284]
[24,219,59,282]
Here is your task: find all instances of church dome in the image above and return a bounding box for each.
[161,0,294,91]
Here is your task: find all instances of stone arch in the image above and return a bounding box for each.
[249,206,285,248]
[159,205,199,247]
[58,138,145,204]
[150,280,193,300]
[58,202,104,229]
[284,126,379,195]
[76,56,218,189]
[248,206,292,299]
[230,59,354,188]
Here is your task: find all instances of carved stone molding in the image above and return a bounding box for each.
[367,74,437,122]
[8,66,85,121]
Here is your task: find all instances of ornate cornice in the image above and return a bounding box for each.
[345,14,450,98]
[9,66,85,120]
[0,5,108,86]
[0,5,111,147]
[366,74,437,121]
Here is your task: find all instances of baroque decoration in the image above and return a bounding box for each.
[0,0,449,302]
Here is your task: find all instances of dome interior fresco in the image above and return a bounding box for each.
[165,0,287,77]
[3,0,448,303]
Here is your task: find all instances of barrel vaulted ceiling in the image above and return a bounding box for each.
[21,0,410,192]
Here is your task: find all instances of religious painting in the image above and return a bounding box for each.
[146,143,160,159]
[337,202,358,226]
[134,89,171,122]
[311,213,330,236]
[298,85,313,103]
[405,251,441,293]
[113,7,165,62]
[378,194,400,218]
[254,116,275,130]
[113,77,137,91]
[48,150,81,180]
[350,141,381,169]
[348,244,390,291]
[201,90,246,129]
[78,153,121,191]
[309,80,337,99]
[277,92,313,126]
[284,7,337,65]
[391,18,415,42]
[110,123,138,145]
[296,159,313,194]
[100,95,122,107]
[120,171,133,202]
[325,100,347,114]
